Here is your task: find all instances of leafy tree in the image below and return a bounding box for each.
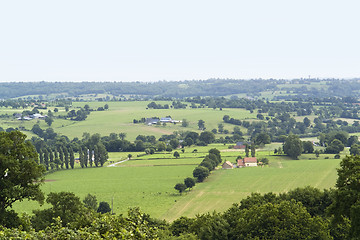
[208,148,221,163]
[325,139,344,154]
[251,145,256,157]
[0,131,45,228]
[127,154,132,159]
[254,132,271,145]
[218,123,224,133]
[303,117,311,127]
[284,186,333,217]
[63,147,69,169]
[38,149,43,164]
[283,134,303,159]
[329,155,360,238]
[58,147,64,169]
[347,135,359,147]
[170,139,179,149]
[119,132,127,140]
[98,143,108,167]
[184,177,196,189]
[69,147,75,169]
[45,117,53,126]
[31,124,43,137]
[49,149,55,170]
[173,151,180,158]
[260,158,269,165]
[302,141,314,153]
[184,137,194,146]
[181,119,189,127]
[190,212,230,240]
[79,148,85,168]
[43,148,49,170]
[32,191,85,230]
[199,160,214,171]
[227,200,331,239]
[157,141,166,151]
[245,144,249,157]
[197,119,205,130]
[199,131,215,144]
[93,145,99,167]
[193,166,210,182]
[350,144,360,156]
[174,183,187,195]
[97,201,111,214]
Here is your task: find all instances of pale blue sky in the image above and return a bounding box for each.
[0,0,359,82]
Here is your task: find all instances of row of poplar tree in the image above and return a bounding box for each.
[37,143,108,170]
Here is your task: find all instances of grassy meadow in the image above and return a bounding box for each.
[0,101,256,140]
[2,100,347,221]
[13,143,342,221]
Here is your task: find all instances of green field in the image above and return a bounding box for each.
[3,101,345,222]
[0,101,257,141]
[14,144,341,221]
[162,157,340,221]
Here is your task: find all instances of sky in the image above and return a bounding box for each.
[0,0,360,82]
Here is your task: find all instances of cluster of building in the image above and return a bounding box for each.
[15,113,46,121]
[146,117,181,125]
[222,157,258,169]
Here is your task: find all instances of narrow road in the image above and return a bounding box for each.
[107,158,129,167]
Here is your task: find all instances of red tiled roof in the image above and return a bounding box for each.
[243,157,257,163]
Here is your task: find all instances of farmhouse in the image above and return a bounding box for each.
[146,118,160,125]
[222,161,234,169]
[146,117,181,125]
[160,117,172,123]
[17,113,46,121]
[233,142,248,149]
[237,157,258,167]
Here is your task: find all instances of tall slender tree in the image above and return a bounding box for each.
[49,149,54,170]
[98,143,108,167]
[58,147,64,169]
[83,146,88,168]
[54,151,60,169]
[39,149,44,165]
[79,148,84,168]
[251,145,256,157]
[63,147,69,169]
[94,145,99,167]
[69,147,75,169]
[43,148,49,170]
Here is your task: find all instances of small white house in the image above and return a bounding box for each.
[237,157,258,167]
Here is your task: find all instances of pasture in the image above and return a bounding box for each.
[14,143,341,222]
[0,101,257,141]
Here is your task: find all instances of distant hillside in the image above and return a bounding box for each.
[1,78,360,99]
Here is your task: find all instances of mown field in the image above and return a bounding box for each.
[14,143,342,221]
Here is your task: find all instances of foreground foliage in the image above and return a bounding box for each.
[0,131,45,228]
